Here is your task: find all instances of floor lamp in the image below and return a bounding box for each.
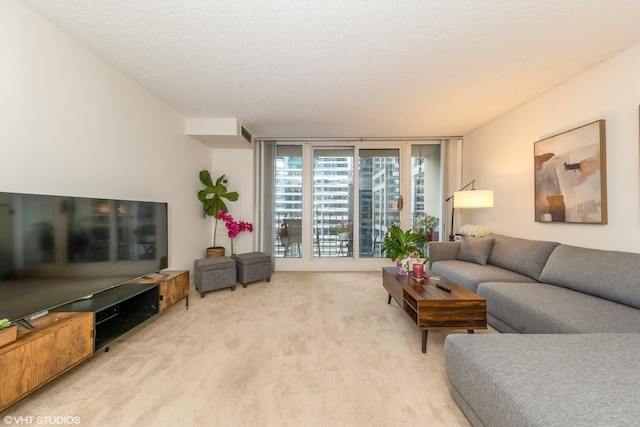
[445,179,494,241]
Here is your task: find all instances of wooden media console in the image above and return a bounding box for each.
[0,270,189,412]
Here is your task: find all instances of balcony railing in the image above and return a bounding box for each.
[274,210,404,258]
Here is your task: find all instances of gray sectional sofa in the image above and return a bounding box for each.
[428,234,640,426]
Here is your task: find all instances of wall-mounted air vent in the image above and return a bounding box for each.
[241,126,252,143]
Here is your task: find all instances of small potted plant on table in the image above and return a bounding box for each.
[381,225,427,275]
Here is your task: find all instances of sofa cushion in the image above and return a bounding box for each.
[445,333,640,427]
[477,282,640,333]
[486,233,559,281]
[456,237,494,265]
[427,241,460,268]
[539,244,640,310]
[431,260,536,293]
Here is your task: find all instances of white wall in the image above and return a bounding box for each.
[0,0,212,272]
[209,148,256,255]
[462,40,640,252]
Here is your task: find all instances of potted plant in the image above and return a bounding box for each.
[381,225,427,275]
[197,170,239,256]
[217,210,253,256]
[413,214,440,244]
[330,221,353,241]
[278,221,288,247]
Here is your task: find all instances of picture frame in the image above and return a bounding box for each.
[534,120,607,224]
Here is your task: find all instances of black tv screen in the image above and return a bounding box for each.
[0,191,168,323]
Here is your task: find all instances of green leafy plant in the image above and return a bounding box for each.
[0,318,11,331]
[197,171,239,247]
[417,214,439,232]
[381,225,427,263]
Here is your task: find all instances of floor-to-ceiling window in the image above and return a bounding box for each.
[266,140,442,266]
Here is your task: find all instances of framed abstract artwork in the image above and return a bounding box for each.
[534,120,607,224]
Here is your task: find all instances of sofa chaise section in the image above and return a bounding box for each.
[445,333,640,427]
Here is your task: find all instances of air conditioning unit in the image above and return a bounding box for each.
[186,118,253,149]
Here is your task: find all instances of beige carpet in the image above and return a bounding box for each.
[3,271,491,426]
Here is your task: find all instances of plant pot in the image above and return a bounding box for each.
[338,232,351,240]
[396,261,409,276]
[206,247,225,258]
[0,325,17,348]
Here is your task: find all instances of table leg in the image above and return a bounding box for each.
[422,330,428,353]
[467,329,475,334]
[387,294,392,304]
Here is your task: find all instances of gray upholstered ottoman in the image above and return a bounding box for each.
[194,256,237,296]
[233,252,272,287]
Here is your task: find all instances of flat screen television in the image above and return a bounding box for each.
[0,191,168,324]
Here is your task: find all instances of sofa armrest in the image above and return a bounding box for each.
[427,241,460,268]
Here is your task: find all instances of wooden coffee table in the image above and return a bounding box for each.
[382,267,486,353]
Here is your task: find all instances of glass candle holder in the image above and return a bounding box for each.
[413,263,424,279]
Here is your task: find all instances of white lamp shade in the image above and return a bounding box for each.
[453,190,494,208]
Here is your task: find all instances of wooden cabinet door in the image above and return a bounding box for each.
[0,312,93,411]
[159,271,189,312]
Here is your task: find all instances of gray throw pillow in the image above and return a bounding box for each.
[456,237,495,266]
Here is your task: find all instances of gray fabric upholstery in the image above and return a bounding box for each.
[447,384,487,427]
[486,233,559,281]
[431,260,536,293]
[437,235,640,426]
[445,333,640,427]
[426,241,460,268]
[456,237,495,265]
[540,244,640,310]
[485,313,519,333]
[194,257,237,295]
[477,282,640,333]
[233,252,272,285]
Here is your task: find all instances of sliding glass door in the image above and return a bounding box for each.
[268,141,442,263]
[312,148,354,257]
[358,149,400,258]
[273,145,302,257]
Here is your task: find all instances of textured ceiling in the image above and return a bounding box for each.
[20,0,640,138]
